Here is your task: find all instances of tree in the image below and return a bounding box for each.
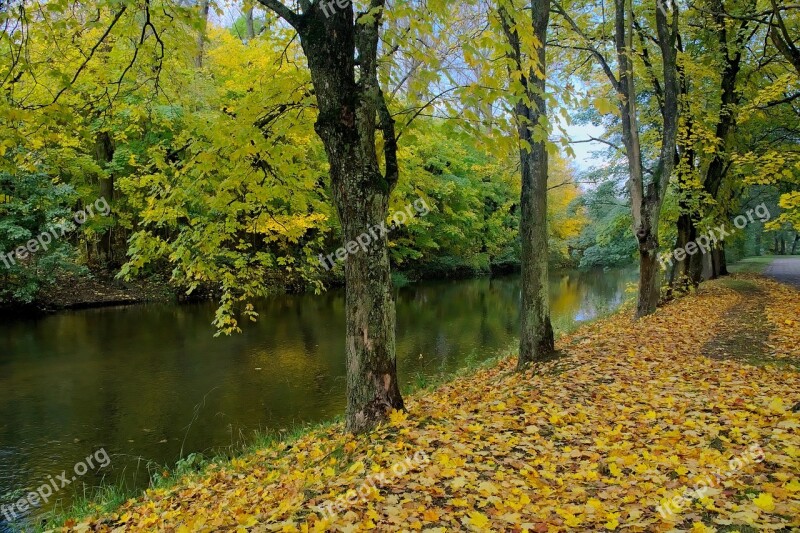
[255,0,404,433]
[497,0,556,365]
[552,0,680,317]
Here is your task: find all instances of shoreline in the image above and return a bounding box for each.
[40,272,800,531]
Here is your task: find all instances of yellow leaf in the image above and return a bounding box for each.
[468,510,490,529]
[604,511,620,530]
[389,409,408,426]
[753,492,775,512]
[423,509,440,521]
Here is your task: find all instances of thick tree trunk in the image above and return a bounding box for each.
[257,0,404,433]
[328,163,404,433]
[792,233,799,255]
[636,225,660,316]
[522,0,555,363]
[498,0,555,367]
[519,133,555,365]
[671,212,700,287]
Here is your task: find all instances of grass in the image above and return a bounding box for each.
[727,255,777,274]
[35,421,340,532]
[729,254,800,275]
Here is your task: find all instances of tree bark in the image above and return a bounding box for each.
[498,0,556,367]
[715,244,728,276]
[614,0,679,317]
[257,0,404,433]
[195,0,211,68]
[245,6,255,39]
[95,131,115,266]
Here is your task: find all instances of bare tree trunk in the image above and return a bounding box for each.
[792,233,799,255]
[245,6,255,39]
[498,0,555,368]
[551,0,677,316]
[94,131,115,267]
[614,0,679,317]
[195,0,210,68]
[715,244,728,276]
[257,0,403,433]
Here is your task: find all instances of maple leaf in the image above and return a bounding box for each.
[465,510,491,530]
[753,492,775,512]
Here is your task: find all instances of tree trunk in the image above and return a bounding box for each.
[611,0,678,317]
[245,6,255,39]
[258,0,404,433]
[498,1,555,367]
[792,233,799,254]
[671,212,699,287]
[636,224,661,315]
[329,162,404,433]
[95,131,115,267]
[195,0,210,68]
[715,245,728,276]
[518,137,555,365]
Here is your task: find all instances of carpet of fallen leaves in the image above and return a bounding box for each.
[764,278,800,361]
[66,275,800,533]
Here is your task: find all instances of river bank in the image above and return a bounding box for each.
[0,258,532,318]
[48,272,800,532]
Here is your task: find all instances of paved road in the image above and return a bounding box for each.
[763,257,800,289]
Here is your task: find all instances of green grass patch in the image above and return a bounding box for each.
[727,255,776,274]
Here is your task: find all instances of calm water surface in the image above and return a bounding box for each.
[0,268,635,527]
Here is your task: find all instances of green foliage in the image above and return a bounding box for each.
[0,170,81,304]
[575,181,638,269]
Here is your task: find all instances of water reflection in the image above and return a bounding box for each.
[0,268,635,526]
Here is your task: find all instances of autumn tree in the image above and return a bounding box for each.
[254,0,404,432]
[552,0,680,317]
[495,0,556,365]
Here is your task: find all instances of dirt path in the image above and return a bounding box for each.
[763,256,800,288]
[701,278,776,366]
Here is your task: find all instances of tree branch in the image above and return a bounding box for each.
[255,0,300,29]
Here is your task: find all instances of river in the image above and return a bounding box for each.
[0,267,635,528]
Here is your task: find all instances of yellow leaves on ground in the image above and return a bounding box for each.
[764,278,800,359]
[753,492,775,512]
[70,276,799,532]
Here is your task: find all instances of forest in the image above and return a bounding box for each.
[1,0,799,529]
